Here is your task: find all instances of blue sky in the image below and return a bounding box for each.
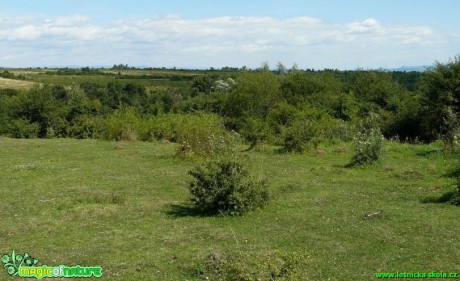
[0,0,459,69]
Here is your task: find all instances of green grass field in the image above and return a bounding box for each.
[0,137,458,280]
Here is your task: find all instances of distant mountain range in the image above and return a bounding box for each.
[389,65,433,72]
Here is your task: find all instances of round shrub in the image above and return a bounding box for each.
[188,159,269,215]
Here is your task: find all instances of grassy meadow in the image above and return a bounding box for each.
[0,137,458,280]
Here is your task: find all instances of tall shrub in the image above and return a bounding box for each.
[351,114,384,165]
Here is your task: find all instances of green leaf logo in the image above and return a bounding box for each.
[1,250,39,276]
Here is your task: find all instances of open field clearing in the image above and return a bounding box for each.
[0,78,38,90]
[0,137,458,280]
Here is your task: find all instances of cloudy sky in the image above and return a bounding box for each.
[0,0,459,69]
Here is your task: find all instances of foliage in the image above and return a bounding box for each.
[1,61,460,147]
[173,113,237,157]
[176,92,226,114]
[283,119,319,153]
[214,77,236,93]
[267,102,299,135]
[199,250,310,280]
[280,71,343,112]
[102,107,140,141]
[420,56,460,142]
[68,115,101,139]
[224,70,281,120]
[240,117,271,149]
[347,70,402,113]
[283,109,334,153]
[381,91,424,142]
[190,74,215,96]
[188,159,269,215]
[9,85,59,138]
[332,92,358,121]
[0,70,16,79]
[6,118,40,138]
[351,114,384,165]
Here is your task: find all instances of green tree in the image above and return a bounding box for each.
[280,71,343,109]
[9,86,59,138]
[224,70,281,123]
[420,56,460,142]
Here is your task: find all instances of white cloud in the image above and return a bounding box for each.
[44,15,91,26]
[0,15,456,69]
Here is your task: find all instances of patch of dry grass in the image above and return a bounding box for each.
[0,77,38,89]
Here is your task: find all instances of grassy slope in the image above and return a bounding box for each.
[0,138,458,280]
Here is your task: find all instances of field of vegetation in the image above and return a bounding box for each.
[0,138,458,280]
[1,58,459,280]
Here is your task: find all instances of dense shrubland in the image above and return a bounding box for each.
[1,56,459,153]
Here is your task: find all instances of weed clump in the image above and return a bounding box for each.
[188,159,269,215]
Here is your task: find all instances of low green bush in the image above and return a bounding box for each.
[188,159,269,215]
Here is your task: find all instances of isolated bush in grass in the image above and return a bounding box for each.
[188,159,269,215]
[351,113,384,165]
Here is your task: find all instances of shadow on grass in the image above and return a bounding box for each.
[164,203,216,218]
[415,148,442,157]
[334,162,372,168]
[420,191,457,204]
[444,165,460,178]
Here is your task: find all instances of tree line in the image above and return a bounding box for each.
[0,57,458,149]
